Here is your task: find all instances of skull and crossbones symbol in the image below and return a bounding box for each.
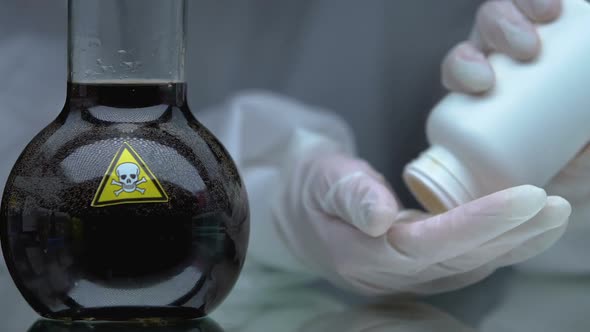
[111,162,147,196]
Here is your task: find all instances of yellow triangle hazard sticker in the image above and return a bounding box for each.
[91,142,169,207]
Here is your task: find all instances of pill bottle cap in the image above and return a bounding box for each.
[403,146,477,214]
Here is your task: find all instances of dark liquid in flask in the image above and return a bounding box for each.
[0,83,249,321]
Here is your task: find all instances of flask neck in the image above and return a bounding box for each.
[67,82,187,109]
[68,0,187,84]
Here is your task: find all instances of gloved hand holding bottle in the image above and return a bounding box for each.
[434,0,590,274]
[201,0,574,295]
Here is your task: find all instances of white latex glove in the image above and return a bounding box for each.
[441,0,562,93]
[200,93,571,296]
[276,151,571,295]
[517,144,590,274]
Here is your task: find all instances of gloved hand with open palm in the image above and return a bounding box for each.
[273,148,569,294]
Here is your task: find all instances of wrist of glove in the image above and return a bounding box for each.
[275,151,571,295]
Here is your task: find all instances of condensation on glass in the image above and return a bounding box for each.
[69,0,186,83]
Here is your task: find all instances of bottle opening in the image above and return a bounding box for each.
[403,146,477,214]
[405,175,449,214]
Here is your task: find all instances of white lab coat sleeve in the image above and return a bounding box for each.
[197,91,357,275]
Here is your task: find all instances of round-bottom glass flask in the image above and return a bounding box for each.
[0,0,249,321]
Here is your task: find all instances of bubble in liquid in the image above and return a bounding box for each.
[117,50,127,55]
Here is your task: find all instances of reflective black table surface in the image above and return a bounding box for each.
[2,263,589,331]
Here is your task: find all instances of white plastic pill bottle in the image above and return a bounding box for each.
[404,0,590,214]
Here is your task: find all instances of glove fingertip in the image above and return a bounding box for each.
[514,0,562,23]
[544,195,572,223]
[442,43,495,94]
[504,185,546,214]
[497,17,541,61]
[531,0,562,22]
[360,206,396,237]
[472,185,547,222]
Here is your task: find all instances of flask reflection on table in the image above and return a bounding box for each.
[27,317,224,332]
